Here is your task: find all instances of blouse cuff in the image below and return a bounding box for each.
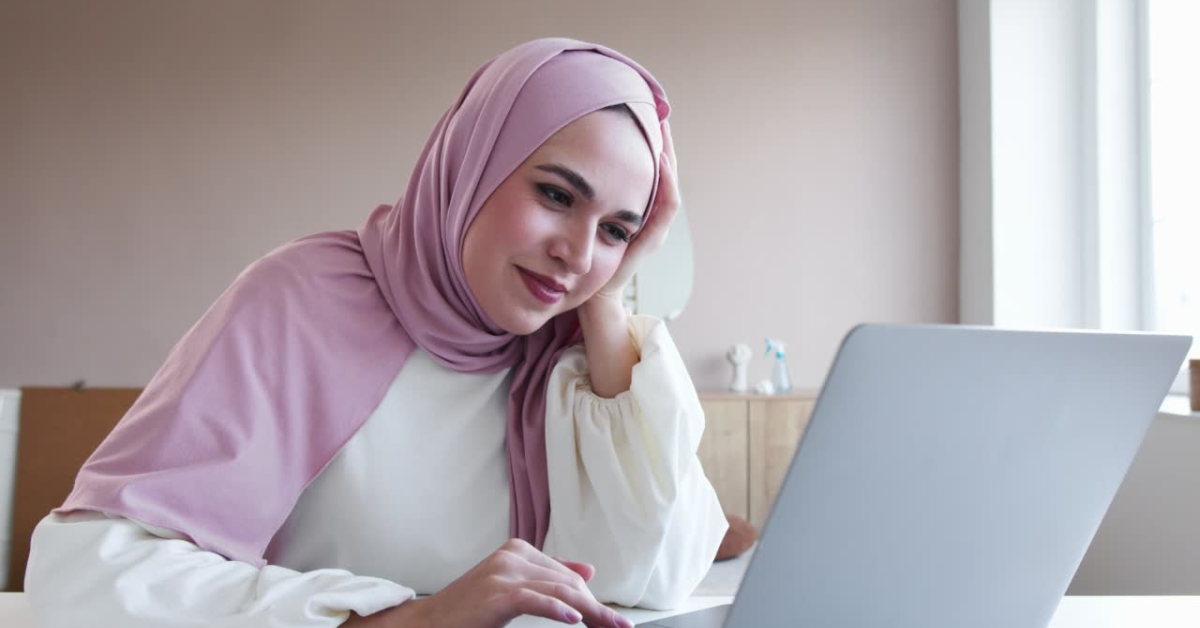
[567,313,665,408]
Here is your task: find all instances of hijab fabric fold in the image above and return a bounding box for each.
[58,38,672,566]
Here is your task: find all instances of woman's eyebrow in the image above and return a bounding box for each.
[613,209,644,228]
[535,163,645,227]
[536,163,595,201]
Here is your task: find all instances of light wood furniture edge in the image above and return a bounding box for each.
[698,390,819,401]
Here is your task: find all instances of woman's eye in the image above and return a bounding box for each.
[538,184,572,207]
[602,224,631,243]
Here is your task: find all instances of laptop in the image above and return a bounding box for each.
[643,324,1190,628]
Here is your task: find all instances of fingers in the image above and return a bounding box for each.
[494,541,623,627]
[660,120,677,172]
[503,540,589,585]
[520,562,597,595]
[655,153,681,220]
[554,557,596,583]
[625,121,677,255]
[474,541,633,628]
[635,153,679,250]
[494,542,600,607]
[501,587,584,626]
[521,581,632,628]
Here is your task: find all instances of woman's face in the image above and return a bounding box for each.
[463,109,656,335]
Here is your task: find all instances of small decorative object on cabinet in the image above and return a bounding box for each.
[725,343,752,392]
[696,390,817,531]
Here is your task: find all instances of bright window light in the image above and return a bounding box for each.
[1146,0,1200,358]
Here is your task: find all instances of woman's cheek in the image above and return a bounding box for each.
[593,247,624,284]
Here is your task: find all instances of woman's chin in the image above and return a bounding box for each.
[490,291,581,335]
[495,307,553,336]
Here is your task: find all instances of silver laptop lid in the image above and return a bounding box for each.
[726,324,1190,628]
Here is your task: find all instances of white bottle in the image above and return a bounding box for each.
[765,338,793,393]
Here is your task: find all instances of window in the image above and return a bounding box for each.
[1145,0,1200,369]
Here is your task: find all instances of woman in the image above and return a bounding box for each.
[24,37,726,628]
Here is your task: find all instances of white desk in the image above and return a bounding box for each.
[6,540,1200,626]
[4,593,1199,628]
[0,593,731,628]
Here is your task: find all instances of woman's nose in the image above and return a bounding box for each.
[549,224,593,276]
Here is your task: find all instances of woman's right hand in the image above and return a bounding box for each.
[344,538,634,628]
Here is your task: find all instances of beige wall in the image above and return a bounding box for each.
[0,0,959,390]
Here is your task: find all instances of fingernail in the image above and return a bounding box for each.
[565,609,582,624]
[617,614,634,628]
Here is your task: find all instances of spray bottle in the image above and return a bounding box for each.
[765,338,793,394]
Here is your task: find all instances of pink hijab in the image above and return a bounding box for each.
[58,38,671,567]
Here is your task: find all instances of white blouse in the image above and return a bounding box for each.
[24,315,727,627]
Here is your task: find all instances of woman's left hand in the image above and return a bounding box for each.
[586,121,681,309]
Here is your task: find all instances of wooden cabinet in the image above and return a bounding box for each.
[695,399,750,521]
[697,392,816,530]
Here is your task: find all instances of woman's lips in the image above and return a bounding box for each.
[517,267,566,305]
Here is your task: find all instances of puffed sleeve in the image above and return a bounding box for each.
[24,511,414,627]
[542,314,728,610]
